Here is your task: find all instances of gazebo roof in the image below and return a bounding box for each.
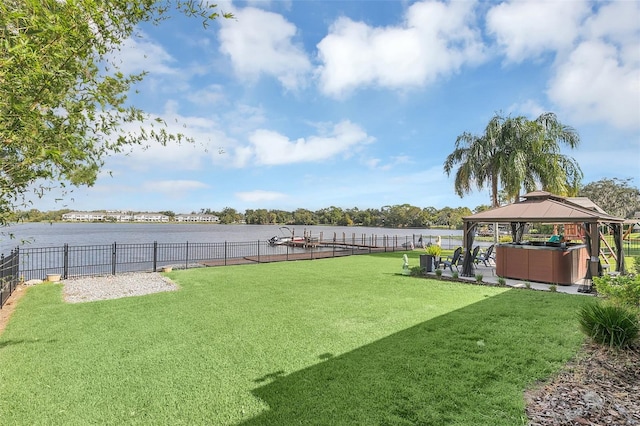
[464,191,625,224]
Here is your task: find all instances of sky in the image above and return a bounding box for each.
[32,0,640,214]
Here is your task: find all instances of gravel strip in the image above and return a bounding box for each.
[63,272,179,303]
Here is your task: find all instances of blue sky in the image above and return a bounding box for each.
[34,0,640,214]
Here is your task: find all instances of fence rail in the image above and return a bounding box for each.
[1,233,458,308]
[4,233,634,309]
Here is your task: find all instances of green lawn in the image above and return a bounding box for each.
[0,253,590,425]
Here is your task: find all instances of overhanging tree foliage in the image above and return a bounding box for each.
[0,0,231,225]
[580,178,640,219]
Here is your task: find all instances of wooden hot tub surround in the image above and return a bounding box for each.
[495,242,588,285]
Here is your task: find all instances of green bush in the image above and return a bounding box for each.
[425,244,442,257]
[435,268,443,277]
[452,271,459,279]
[497,277,506,286]
[475,273,483,283]
[409,266,424,277]
[499,235,512,243]
[594,274,640,310]
[579,302,639,348]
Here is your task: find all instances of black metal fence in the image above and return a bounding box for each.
[0,250,20,309]
[0,233,460,308]
[1,233,637,309]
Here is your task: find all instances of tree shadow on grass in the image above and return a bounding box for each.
[241,290,587,426]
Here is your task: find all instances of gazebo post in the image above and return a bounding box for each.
[612,223,626,275]
[591,220,601,275]
[461,221,476,277]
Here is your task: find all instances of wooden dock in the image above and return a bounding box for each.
[277,239,381,250]
[316,241,380,249]
[282,237,320,248]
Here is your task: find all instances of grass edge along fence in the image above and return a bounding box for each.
[0,233,461,308]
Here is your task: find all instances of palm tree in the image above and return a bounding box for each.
[443,114,506,208]
[502,112,582,202]
[444,112,583,207]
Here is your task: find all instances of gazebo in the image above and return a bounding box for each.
[460,191,627,283]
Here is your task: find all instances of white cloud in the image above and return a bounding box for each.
[508,100,546,119]
[107,31,177,75]
[186,84,227,105]
[242,120,374,166]
[487,0,640,130]
[108,101,235,172]
[316,0,485,97]
[218,6,312,90]
[235,190,286,202]
[366,155,412,171]
[583,1,640,54]
[548,40,640,130]
[486,0,590,63]
[141,180,210,193]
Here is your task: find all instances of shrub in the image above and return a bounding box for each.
[579,302,639,348]
[549,284,557,292]
[525,281,531,289]
[497,277,506,286]
[435,268,442,277]
[425,244,441,257]
[409,266,424,277]
[475,273,483,283]
[594,274,640,310]
[452,271,459,279]
[499,235,512,243]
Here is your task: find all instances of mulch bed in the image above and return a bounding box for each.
[525,343,640,425]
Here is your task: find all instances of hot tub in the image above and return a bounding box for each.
[495,242,588,285]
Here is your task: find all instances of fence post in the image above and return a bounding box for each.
[257,240,260,263]
[14,248,20,283]
[153,241,158,272]
[112,242,117,275]
[15,248,19,286]
[0,253,5,309]
[11,249,17,293]
[63,244,69,279]
[224,241,227,266]
[185,241,189,269]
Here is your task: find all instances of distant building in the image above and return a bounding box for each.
[108,213,133,222]
[133,213,169,222]
[62,211,106,221]
[62,211,168,222]
[174,214,219,223]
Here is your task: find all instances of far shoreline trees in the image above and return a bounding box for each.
[12,175,640,229]
[14,204,474,230]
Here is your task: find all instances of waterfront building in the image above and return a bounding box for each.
[174,214,219,223]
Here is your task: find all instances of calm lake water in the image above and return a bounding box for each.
[0,223,462,253]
